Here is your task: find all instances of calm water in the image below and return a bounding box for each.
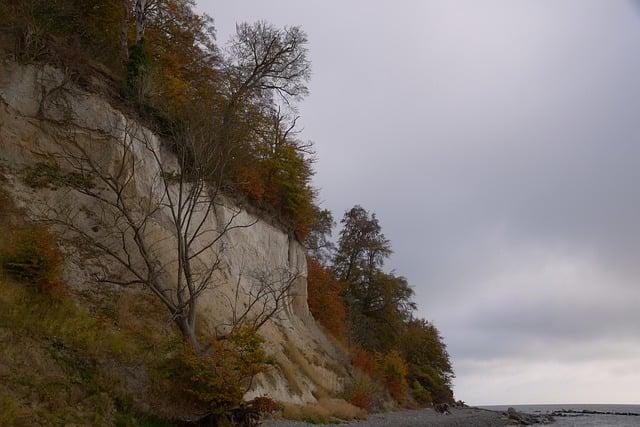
[481,404,640,426]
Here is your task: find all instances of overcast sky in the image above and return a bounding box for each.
[198,0,640,405]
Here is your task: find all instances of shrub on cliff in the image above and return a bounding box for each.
[351,349,376,377]
[159,327,269,418]
[0,225,66,297]
[0,0,125,67]
[375,350,409,404]
[341,372,382,412]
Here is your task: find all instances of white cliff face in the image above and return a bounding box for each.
[0,61,349,404]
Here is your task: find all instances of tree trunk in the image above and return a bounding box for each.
[120,0,130,64]
[177,316,203,354]
[134,0,147,44]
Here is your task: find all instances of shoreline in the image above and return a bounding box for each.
[263,406,546,426]
[265,404,640,426]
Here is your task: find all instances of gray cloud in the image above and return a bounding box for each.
[200,0,640,404]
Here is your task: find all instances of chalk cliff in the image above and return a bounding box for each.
[0,60,348,404]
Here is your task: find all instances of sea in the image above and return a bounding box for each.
[481,405,640,426]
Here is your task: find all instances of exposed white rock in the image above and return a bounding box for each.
[0,60,349,404]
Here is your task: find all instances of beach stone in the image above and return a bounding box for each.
[506,407,524,423]
[504,407,554,425]
[435,403,450,414]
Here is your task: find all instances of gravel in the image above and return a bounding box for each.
[262,407,515,426]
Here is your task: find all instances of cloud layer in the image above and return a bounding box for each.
[202,0,640,404]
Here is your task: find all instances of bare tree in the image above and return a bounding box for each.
[133,0,161,44]
[226,21,311,104]
[219,260,301,338]
[256,105,313,156]
[219,22,311,149]
[35,111,302,353]
[305,207,335,264]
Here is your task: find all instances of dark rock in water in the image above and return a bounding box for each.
[551,409,640,417]
[504,407,554,425]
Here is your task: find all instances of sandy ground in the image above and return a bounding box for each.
[263,407,515,426]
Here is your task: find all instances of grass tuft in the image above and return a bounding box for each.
[22,162,94,190]
[281,398,367,424]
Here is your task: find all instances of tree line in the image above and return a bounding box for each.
[307,206,454,406]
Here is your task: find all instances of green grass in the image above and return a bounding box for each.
[22,162,94,190]
[0,186,191,425]
[0,185,273,426]
[0,277,175,426]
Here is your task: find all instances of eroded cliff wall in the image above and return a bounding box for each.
[0,61,348,404]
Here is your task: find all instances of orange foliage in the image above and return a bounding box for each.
[306,258,347,340]
[341,373,379,412]
[351,349,376,377]
[143,0,220,119]
[171,328,267,411]
[350,349,410,404]
[348,388,372,412]
[375,350,409,403]
[236,163,267,203]
[249,396,282,414]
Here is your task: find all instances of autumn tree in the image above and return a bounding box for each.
[333,206,413,350]
[347,271,416,352]
[199,21,311,153]
[334,206,392,283]
[331,205,454,403]
[234,106,316,236]
[224,21,311,115]
[306,257,347,340]
[400,319,454,404]
[125,0,220,109]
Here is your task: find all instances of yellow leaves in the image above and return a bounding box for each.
[375,350,409,403]
[172,327,268,411]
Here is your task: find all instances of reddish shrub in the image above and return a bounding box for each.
[307,258,347,340]
[341,373,379,412]
[249,396,282,414]
[236,164,267,203]
[351,349,376,377]
[348,389,372,412]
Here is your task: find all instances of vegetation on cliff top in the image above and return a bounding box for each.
[1,0,316,238]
